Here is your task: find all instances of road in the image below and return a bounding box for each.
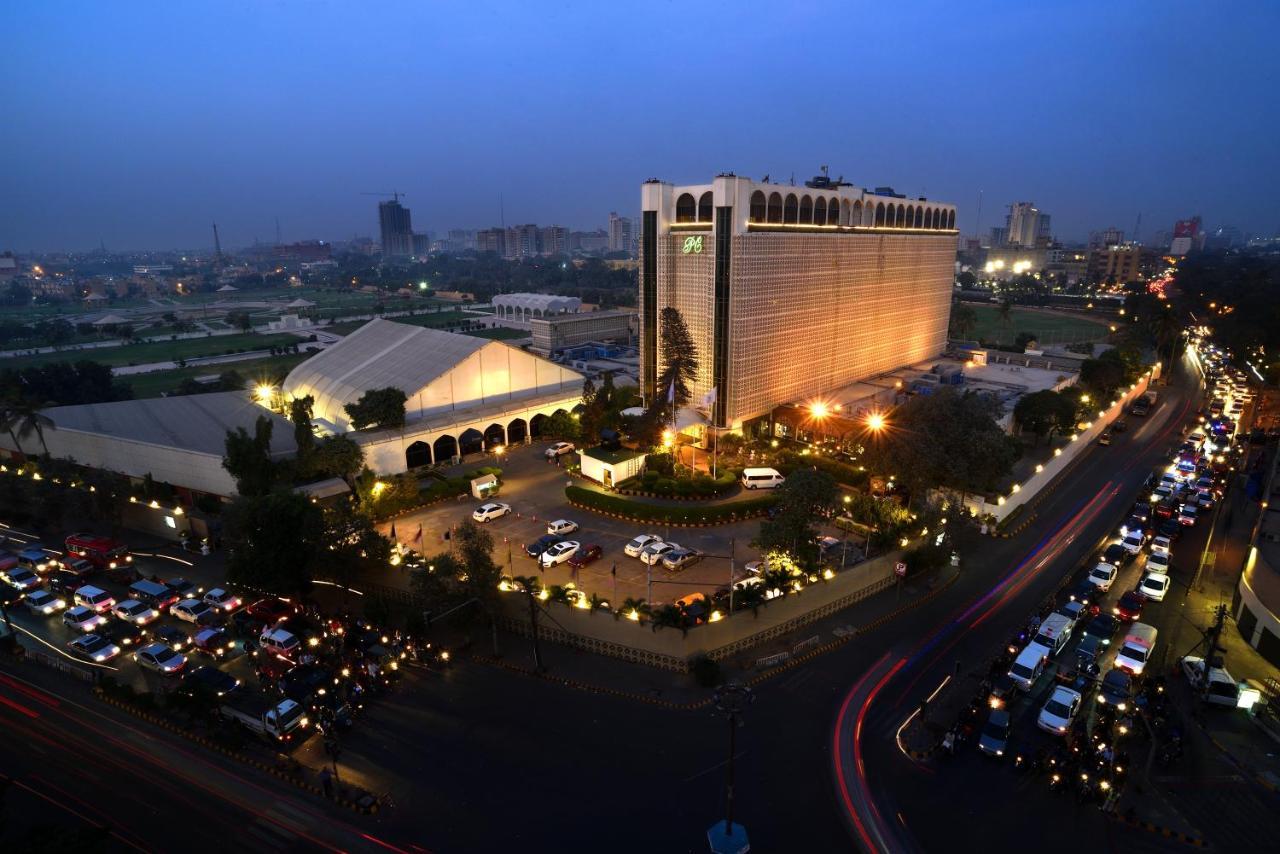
[0,666,423,853]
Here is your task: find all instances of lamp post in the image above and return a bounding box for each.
[707,682,754,854]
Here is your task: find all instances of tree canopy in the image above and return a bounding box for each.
[649,306,699,425]
[222,415,277,496]
[223,490,323,595]
[752,468,838,568]
[1013,389,1078,442]
[343,387,407,430]
[0,360,130,406]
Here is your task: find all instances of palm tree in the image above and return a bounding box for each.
[650,604,684,633]
[1,399,54,456]
[618,597,650,622]
[1150,308,1182,372]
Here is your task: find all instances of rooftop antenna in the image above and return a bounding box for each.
[212,222,223,260]
[820,165,829,179]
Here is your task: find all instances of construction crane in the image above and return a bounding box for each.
[361,191,406,203]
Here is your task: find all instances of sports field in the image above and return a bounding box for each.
[965,304,1111,347]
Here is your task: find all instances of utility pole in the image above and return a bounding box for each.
[1203,603,1227,703]
[707,683,754,854]
[727,538,735,615]
[527,589,544,672]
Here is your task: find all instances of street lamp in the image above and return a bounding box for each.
[254,384,275,404]
[866,412,886,432]
[707,683,754,854]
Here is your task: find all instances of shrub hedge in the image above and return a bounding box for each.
[774,450,869,489]
[565,485,776,525]
[622,467,739,498]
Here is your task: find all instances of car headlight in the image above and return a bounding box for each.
[1058,726,1066,732]
[996,749,1003,756]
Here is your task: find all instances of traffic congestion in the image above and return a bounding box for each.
[929,331,1260,809]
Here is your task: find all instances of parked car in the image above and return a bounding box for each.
[1150,535,1172,557]
[1,566,42,592]
[179,665,241,699]
[544,441,575,459]
[567,544,602,568]
[1180,656,1241,707]
[1120,534,1145,557]
[1113,590,1146,622]
[171,598,220,625]
[472,502,512,523]
[1097,668,1133,711]
[1037,686,1082,735]
[102,620,148,649]
[1087,562,1117,591]
[1101,544,1129,566]
[193,626,234,659]
[46,570,84,599]
[525,534,563,559]
[136,642,187,675]
[539,541,581,567]
[546,519,580,536]
[23,589,67,616]
[164,578,204,600]
[152,624,191,652]
[1081,613,1120,645]
[624,534,663,558]
[1178,504,1199,527]
[661,548,704,571]
[1119,517,1149,540]
[67,634,121,663]
[640,541,677,566]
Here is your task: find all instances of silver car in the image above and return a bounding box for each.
[661,548,703,571]
[624,534,663,558]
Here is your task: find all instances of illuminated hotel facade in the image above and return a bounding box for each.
[640,173,959,432]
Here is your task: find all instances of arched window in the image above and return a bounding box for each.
[783,194,799,223]
[749,191,767,222]
[905,206,915,229]
[698,191,713,222]
[406,441,431,468]
[875,202,886,226]
[947,210,955,229]
[529,413,548,438]
[813,197,827,225]
[675,193,696,223]
[798,195,813,224]
[483,423,506,447]
[915,207,925,228]
[842,199,853,226]
[896,204,906,227]
[767,192,783,223]
[459,428,484,456]
[433,434,457,462]
[851,200,862,226]
[508,417,528,443]
[934,209,943,229]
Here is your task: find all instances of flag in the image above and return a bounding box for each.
[700,387,718,409]
[413,524,423,545]
[389,523,398,542]
[667,379,676,404]
[611,563,617,577]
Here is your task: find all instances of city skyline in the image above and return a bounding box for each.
[5,1,1280,251]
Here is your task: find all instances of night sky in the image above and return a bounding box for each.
[4,0,1278,251]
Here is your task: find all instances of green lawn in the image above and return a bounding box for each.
[327,310,481,337]
[122,352,310,398]
[966,305,1111,347]
[0,332,306,371]
[462,327,529,340]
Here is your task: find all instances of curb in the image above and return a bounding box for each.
[1106,811,1208,848]
[994,512,1038,538]
[566,499,769,528]
[91,689,378,814]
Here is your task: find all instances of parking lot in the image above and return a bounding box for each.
[379,441,866,608]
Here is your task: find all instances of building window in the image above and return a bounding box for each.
[675,193,697,223]
[906,205,915,229]
[698,191,713,222]
[813,197,827,225]
[767,192,783,223]
[947,210,955,229]
[798,195,813,224]
[783,194,799,223]
[850,200,860,226]
[875,202,885,226]
[749,191,767,222]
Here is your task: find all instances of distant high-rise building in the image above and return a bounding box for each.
[1205,225,1242,250]
[987,226,1008,248]
[378,198,413,257]
[540,226,569,256]
[447,229,476,252]
[412,232,434,256]
[1088,243,1145,284]
[608,212,634,254]
[1169,216,1203,256]
[1089,226,1125,248]
[1004,202,1049,248]
[504,224,539,260]
[476,228,505,256]
[572,230,610,253]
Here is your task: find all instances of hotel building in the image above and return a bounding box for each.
[640,173,958,432]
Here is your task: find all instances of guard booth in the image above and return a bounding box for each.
[471,473,499,500]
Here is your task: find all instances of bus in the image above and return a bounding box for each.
[64,533,133,571]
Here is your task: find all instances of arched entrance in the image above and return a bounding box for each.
[508,417,528,444]
[459,427,484,456]
[433,434,457,463]
[530,413,548,438]
[405,441,431,469]
[483,423,506,448]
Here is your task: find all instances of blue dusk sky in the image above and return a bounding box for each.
[3,0,1278,250]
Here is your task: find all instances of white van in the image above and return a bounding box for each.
[258,627,301,659]
[740,468,785,490]
[1008,641,1051,691]
[1035,613,1075,657]
[73,584,116,613]
[1115,622,1157,676]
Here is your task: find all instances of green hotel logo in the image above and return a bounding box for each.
[681,235,704,255]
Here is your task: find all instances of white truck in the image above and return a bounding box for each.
[220,694,308,743]
[1034,612,1076,657]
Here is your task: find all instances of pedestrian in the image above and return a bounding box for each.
[319,766,333,798]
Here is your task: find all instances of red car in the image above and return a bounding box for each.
[1113,590,1146,622]
[567,544,603,568]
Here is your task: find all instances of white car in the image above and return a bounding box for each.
[63,605,107,633]
[1138,572,1171,602]
[1120,534,1144,556]
[1,567,42,592]
[24,589,66,616]
[1196,490,1215,509]
[640,542,677,566]
[170,598,217,624]
[112,599,160,625]
[539,541,581,567]
[203,588,242,612]
[1037,685,1082,735]
[1087,562,1117,591]
[544,442,575,459]
[732,575,783,600]
[1180,656,1241,707]
[546,519,580,536]
[1150,536,1172,557]
[472,502,511,523]
[624,534,663,558]
[135,642,187,675]
[68,634,121,663]
[1146,551,1171,575]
